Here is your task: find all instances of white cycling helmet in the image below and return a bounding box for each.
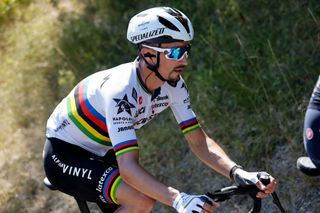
[127,7,194,44]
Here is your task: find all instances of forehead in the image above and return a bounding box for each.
[161,41,189,48]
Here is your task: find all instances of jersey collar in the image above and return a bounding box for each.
[135,62,161,100]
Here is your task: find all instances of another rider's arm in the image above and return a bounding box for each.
[184,127,236,179]
[117,150,179,206]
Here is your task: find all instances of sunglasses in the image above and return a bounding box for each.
[142,44,191,61]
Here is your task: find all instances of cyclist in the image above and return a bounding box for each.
[43,6,277,212]
[297,76,320,176]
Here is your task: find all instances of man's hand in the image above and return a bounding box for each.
[173,192,220,213]
[232,168,277,198]
[255,174,277,198]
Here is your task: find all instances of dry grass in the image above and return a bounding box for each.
[0,0,79,212]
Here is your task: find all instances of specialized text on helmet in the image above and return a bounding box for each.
[130,27,165,42]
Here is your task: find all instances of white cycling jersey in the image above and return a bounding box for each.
[46,60,201,157]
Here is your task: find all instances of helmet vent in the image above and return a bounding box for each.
[175,16,190,34]
[166,8,190,34]
[158,16,180,32]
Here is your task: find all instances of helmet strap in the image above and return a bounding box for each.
[139,43,167,82]
[138,43,179,87]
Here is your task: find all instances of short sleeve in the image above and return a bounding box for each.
[169,79,201,134]
[102,87,139,157]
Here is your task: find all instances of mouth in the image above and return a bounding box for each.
[173,66,186,73]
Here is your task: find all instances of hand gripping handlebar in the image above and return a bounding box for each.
[205,172,286,213]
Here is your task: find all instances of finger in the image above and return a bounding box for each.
[200,195,213,205]
[200,195,220,209]
[256,181,267,191]
[201,208,216,213]
[256,191,269,199]
[201,202,220,212]
[263,178,277,193]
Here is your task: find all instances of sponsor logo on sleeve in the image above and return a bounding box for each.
[54,119,71,132]
[113,94,135,116]
[112,117,132,125]
[183,97,190,104]
[117,125,134,132]
[100,74,110,89]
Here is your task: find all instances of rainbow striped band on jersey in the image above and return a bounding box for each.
[113,139,139,157]
[102,169,122,204]
[67,79,111,146]
[178,117,201,134]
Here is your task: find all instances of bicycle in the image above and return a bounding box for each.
[44,171,286,213]
[206,172,286,213]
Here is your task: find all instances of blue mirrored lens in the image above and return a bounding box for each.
[167,45,191,60]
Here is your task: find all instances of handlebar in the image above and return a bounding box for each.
[206,172,286,213]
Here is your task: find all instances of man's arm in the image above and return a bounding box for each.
[117,151,179,206]
[184,128,236,179]
[117,150,219,211]
[184,128,277,197]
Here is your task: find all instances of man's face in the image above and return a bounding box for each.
[158,41,190,82]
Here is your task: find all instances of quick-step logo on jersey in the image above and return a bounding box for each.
[67,79,111,146]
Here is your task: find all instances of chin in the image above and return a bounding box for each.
[169,76,181,82]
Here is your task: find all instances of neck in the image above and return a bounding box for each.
[138,60,164,93]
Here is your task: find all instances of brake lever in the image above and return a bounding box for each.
[257,172,286,213]
[206,172,286,213]
[248,172,271,213]
[206,186,238,202]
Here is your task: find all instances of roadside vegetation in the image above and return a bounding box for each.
[0,0,319,212]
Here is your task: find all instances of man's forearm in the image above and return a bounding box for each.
[188,136,236,178]
[118,155,179,206]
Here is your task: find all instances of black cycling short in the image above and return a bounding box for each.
[43,137,122,210]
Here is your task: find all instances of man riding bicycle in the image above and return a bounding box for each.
[43,6,277,212]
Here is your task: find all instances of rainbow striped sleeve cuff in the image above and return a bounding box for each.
[113,139,139,157]
[178,118,201,134]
